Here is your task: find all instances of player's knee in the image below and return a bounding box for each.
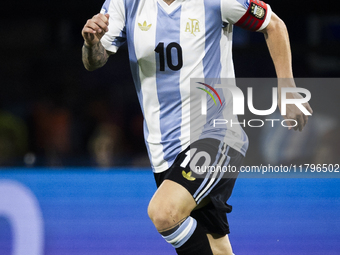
[147,200,182,231]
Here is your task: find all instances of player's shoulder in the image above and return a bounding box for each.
[216,0,250,12]
[221,0,249,7]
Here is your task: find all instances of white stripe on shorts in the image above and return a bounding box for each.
[194,144,230,203]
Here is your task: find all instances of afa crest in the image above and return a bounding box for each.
[250,3,266,19]
[185,18,200,36]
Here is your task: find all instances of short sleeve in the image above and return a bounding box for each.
[100,0,126,53]
[221,0,272,31]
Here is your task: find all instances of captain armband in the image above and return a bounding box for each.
[235,0,269,31]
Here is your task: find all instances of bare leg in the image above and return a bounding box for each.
[207,234,234,255]
[148,179,196,231]
[148,180,214,254]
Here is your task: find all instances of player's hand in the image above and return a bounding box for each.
[82,13,109,47]
[279,92,313,132]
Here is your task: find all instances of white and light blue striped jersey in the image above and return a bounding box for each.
[100,0,272,172]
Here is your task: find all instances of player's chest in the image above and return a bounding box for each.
[127,0,208,59]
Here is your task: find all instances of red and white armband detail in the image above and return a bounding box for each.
[235,0,271,31]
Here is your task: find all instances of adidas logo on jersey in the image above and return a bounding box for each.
[185,18,200,36]
[138,21,152,31]
[182,170,196,181]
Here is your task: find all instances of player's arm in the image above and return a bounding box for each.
[81,13,113,71]
[259,12,292,78]
[223,0,313,131]
[259,13,313,131]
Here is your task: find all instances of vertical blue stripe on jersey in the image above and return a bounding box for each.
[124,0,141,101]
[155,4,182,166]
[202,0,222,79]
[237,0,250,9]
[240,129,249,156]
[101,0,112,13]
[201,0,226,140]
[112,27,127,48]
[124,0,153,167]
[143,119,153,168]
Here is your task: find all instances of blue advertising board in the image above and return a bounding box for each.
[0,169,339,255]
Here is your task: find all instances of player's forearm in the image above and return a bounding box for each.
[263,13,293,81]
[82,42,109,71]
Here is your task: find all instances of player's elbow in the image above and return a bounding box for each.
[272,14,287,32]
[262,12,287,36]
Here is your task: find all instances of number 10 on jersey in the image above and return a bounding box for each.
[155,42,183,71]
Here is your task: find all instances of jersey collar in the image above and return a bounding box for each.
[157,0,183,14]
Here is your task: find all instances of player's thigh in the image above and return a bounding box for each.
[148,179,196,227]
[207,234,233,255]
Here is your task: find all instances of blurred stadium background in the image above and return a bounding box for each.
[0,0,339,254]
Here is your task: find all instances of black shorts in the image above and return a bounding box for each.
[154,138,244,236]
